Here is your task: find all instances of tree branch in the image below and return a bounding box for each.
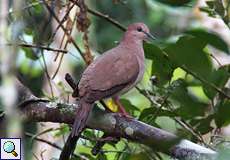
[5,43,68,53]
[17,81,217,160]
[87,8,126,32]
[69,0,126,32]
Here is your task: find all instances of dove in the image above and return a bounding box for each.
[72,22,155,136]
[59,23,155,160]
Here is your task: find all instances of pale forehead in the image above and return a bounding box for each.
[127,23,149,31]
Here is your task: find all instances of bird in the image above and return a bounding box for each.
[59,22,155,160]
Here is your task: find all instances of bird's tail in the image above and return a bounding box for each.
[71,100,92,137]
[59,100,92,160]
[59,133,79,160]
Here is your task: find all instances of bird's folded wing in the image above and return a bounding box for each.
[80,50,139,95]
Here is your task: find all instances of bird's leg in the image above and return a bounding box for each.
[112,96,130,116]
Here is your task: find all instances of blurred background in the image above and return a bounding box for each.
[1,0,230,159]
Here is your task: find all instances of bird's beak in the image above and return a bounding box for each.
[143,31,156,42]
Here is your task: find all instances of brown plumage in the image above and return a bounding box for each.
[60,23,154,160]
[72,23,151,137]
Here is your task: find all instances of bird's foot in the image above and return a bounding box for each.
[112,96,133,119]
[117,112,133,119]
[117,108,132,119]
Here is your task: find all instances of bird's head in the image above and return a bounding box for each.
[125,23,156,42]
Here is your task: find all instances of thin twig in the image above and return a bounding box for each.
[52,5,78,79]
[40,149,46,160]
[5,43,68,53]
[32,153,40,160]
[87,8,126,32]
[51,2,76,42]
[152,95,170,120]
[210,53,223,67]
[173,117,205,143]
[25,132,62,150]
[41,51,54,98]
[69,0,126,31]
[52,53,65,79]
[181,65,230,99]
[135,87,153,104]
[54,31,66,62]
[53,1,75,61]
[42,0,86,62]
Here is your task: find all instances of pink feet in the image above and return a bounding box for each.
[112,96,132,118]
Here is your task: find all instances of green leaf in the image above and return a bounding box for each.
[139,107,175,121]
[217,146,230,160]
[169,79,207,119]
[83,129,96,139]
[126,152,152,160]
[32,2,43,14]
[78,153,96,160]
[139,105,175,128]
[22,47,39,60]
[215,100,230,127]
[164,35,213,80]
[203,67,230,99]
[194,115,214,134]
[185,29,229,54]
[97,153,107,160]
[144,43,175,85]
[53,124,69,137]
[120,99,140,114]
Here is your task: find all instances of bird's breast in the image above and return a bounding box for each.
[117,49,145,95]
[134,47,145,84]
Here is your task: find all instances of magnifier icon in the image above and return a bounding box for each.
[3,141,18,157]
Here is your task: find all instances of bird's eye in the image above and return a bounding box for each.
[137,27,142,32]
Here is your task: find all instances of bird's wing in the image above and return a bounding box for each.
[78,48,139,101]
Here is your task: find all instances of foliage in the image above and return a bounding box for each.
[2,0,230,159]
